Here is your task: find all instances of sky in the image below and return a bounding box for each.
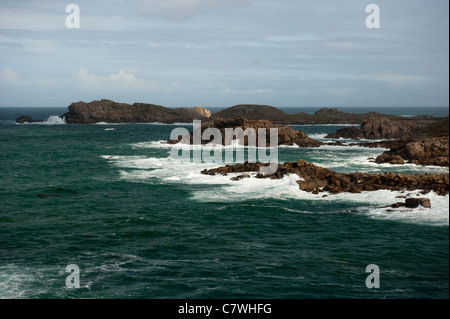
[0,0,448,108]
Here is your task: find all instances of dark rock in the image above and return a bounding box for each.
[325,117,418,140]
[201,159,449,196]
[16,115,43,123]
[381,202,405,209]
[59,100,439,125]
[168,117,324,148]
[230,174,251,181]
[405,198,431,208]
[375,117,449,168]
[61,99,212,124]
[16,115,33,123]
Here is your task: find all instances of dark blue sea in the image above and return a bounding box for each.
[0,106,448,299]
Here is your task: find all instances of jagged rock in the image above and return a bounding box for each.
[16,115,43,123]
[375,117,449,167]
[326,117,418,140]
[381,202,406,209]
[201,159,449,196]
[230,174,251,181]
[16,115,33,123]
[61,99,212,124]
[168,117,323,147]
[59,101,438,125]
[405,198,431,208]
[179,106,211,118]
[375,154,405,165]
[212,105,437,125]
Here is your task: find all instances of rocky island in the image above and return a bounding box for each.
[325,117,420,140]
[167,117,323,147]
[16,100,439,125]
[61,99,212,124]
[212,105,437,125]
[374,117,449,167]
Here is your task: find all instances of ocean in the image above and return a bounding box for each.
[0,106,448,299]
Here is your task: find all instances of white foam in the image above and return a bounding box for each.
[0,264,57,299]
[360,192,449,226]
[101,150,449,226]
[289,124,360,127]
[104,128,116,131]
[130,140,278,151]
[43,115,66,125]
[278,143,300,149]
[19,115,66,125]
[95,122,191,126]
[308,133,328,140]
[319,154,449,174]
[363,157,449,173]
[318,144,389,151]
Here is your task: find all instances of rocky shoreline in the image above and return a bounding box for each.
[374,117,449,167]
[201,159,449,197]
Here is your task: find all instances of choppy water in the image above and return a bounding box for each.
[0,107,448,299]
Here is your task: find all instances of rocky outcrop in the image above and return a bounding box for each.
[16,115,43,123]
[168,117,324,147]
[375,117,449,167]
[325,117,418,140]
[213,105,437,125]
[201,159,449,196]
[60,100,439,125]
[178,106,211,119]
[382,197,432,209]
[61,100,212,124]
[405,198,432,208]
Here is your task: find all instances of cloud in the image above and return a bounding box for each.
[325,88,354,96]
[73,69,144,91]
[220,88,273,95]
[374,75,430,86]
[71,69,185,94]
[0,8,62,30]
[139,0,251,21]
[0,68,22,85]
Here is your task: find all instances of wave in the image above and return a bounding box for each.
[130,140,279,150]
[289,124,360,127]
[318,144,389,151]
[307,133,328,140]
[101,154,449,226]
[95,122,192,126]
[17,115,66,125]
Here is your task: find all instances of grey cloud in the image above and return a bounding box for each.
[138,0,252,21]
